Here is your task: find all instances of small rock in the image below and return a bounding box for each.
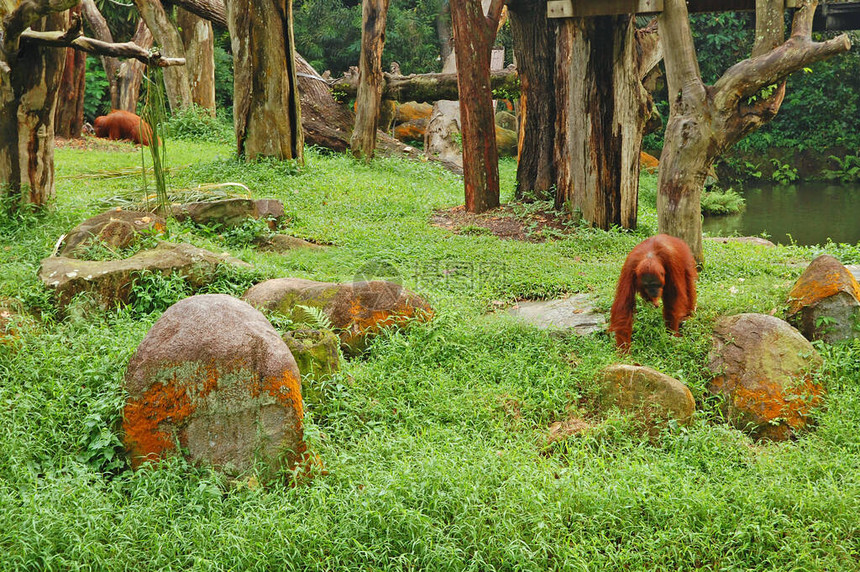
[123,294,304,477]
[708,313,824,441]
[57,209,166,258]
[257,234,323,253]
[786,254,860,343]
[283,329,341,381]
[597,364,695,435]
[171,198,284,229]
[494,110,517,132]
[704,236,777,248]
[506,295,605,335]
[40,241,251,310]
[243,278,433,355]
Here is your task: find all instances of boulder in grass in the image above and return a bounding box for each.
[597,364,695,435]
[243,278,433,355]
[708,313,824,441]
[786,254,860,343]
[40,241,250,310]
[283,329,341,382]
[123,294,304,477]
[58,209,166,258]
[171,198,285,229]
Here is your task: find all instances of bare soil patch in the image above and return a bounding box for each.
[55,136,140,153]
[431,202,577,242]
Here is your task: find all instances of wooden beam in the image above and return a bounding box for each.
[547,0,800,18]
[547,0,661,18]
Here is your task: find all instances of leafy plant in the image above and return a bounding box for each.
[294,304,333,330]
[770,159,799,185]
[129,270,191,316]
[701,188,746,216]
[83,55,110,121]
[167,105,234,144]
[822,154,860,183]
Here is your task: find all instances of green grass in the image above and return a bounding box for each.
[1,143,860,570]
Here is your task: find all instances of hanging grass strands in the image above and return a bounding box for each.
[141,67,171,219]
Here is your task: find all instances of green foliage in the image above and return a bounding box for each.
[140,69,170,215]
[83,55,110,121]
[4,142,860,570]
[770,159,799,185]
[294,304,333,330]
[701,188,746,216]
[166,105,234,144]
[822,155,860,183]
[214,34,234,110]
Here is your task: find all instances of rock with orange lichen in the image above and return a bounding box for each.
[597,364,695,436]
[708,313,824,442]
[123,294,304,477]
[57,209,166,258]
[243,278,433,355]
[786,254,860,343]
[640,151,660,173]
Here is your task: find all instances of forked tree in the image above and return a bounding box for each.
[658,0,850,263]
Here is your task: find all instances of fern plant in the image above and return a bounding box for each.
[295,305,333,330]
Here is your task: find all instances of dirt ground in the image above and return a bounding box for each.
[430,202,579,242]
[55,136,140,153]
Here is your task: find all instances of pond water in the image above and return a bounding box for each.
[701,182,860,246]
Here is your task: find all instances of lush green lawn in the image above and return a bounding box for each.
[1,139,859,571]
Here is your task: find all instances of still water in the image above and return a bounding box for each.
[701,182,860,246]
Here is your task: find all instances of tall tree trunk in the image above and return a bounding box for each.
[225,0,303,160]
[0,9,70,208]
[657,0,849,263]
[177,7,216,114]
[80,0,120,107]
[436,1,453,67]
[133,0,192,111]
[115,20,153,112]
[508,0,556,200]
[449,0,504,213]
[54,6,86,138]
[350,0,390,159]
[555,15,649,230]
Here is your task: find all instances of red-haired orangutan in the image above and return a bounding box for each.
[609,234,698,352]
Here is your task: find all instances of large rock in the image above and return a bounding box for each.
[708,313,824,441]
[171,198,285,229]
[495,126,518,157]
[58,209,166,258]
[40,241,250,309]
[494,110,517,132]
[123,294,303,476]
[395,101,433,123]
[786,254,860,343]
[597,364,695,435]
[393,119,428,143]
[243,278,433,355]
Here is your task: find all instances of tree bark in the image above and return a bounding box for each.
[449,0,504,213]
[436,1,453,66]
[350,0,390,159]
[54,6,85,138]
[225,0,303,161]
[177,7,216,113]
[80,0,120,106]
[657,0,850,263]
[555,15,650,230]
[133,0,193,111]
[329,68,519,103]
[508,0,556,200]
[116,20,153,112]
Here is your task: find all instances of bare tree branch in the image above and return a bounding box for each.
[713,0,850,112]
[165,0,227,28]
[20,28,186,67]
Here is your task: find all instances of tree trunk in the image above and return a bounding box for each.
[225,0,303,160]
[54,6,86,138]
[508,0,556,200]
[133,0,193,111]
[350,0,390,159]
[436,1,453,66]
[555,15,648,230]
[116,20,153,112]
[177,7,216,113]
[449,0,504,213]
[657,0,849,263]
[329,68,518,103]
[80,0,120,107]
[0,10,70,207]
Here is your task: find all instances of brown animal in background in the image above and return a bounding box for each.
[609,234,698,352]
[93,110,154,146]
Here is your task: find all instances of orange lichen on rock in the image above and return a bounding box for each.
[123,377,195,467]
[786,254,860,315]
[263,369,304,425]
